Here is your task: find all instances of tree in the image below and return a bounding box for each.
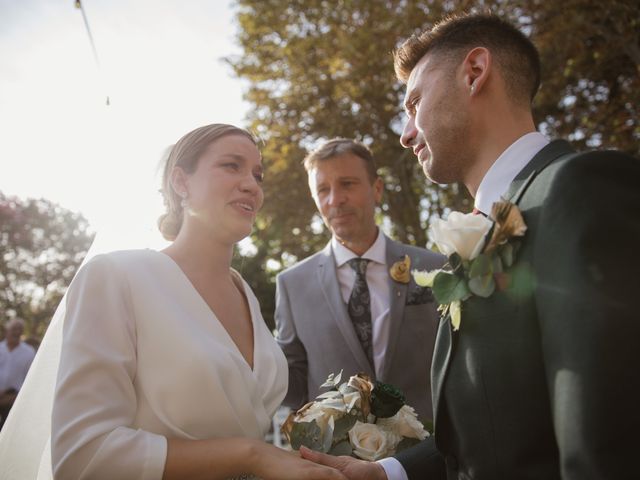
[0,192,94,339]
[226,0,638,284]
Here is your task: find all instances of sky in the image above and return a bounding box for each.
[0,0,251,250]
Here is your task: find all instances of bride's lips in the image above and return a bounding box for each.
[413,144,426,163]
[229,199,257,216]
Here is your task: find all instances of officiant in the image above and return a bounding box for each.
[275,138,444,420]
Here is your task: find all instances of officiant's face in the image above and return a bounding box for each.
[308,153,383,248]
[182,134,264,240]
[400,53,471,184]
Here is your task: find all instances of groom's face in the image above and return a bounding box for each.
[400,53,472,184]
[308,154,382,248]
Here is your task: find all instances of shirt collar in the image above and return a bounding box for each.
[332,228,386,268]
[475,132,549,214]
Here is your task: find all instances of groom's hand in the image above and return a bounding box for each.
[300,446,388,480]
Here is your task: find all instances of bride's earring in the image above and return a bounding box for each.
[470,83,475,94]
[180,192,188,209]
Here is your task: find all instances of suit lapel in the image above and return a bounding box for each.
[381,237,409,381]
[431,140,576,430]
[431,315,453,434]
[316,242,374,375]
[505,140,575,204]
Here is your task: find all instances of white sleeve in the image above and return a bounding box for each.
[52,255,167,480]
[378,456,409,480]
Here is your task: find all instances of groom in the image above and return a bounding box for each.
[304,12,640,480]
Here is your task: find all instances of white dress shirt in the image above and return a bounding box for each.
[0,340,35,391]
[332,229,390,379]
[379,131,549,480]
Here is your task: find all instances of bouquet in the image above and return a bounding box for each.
[282,371,430,461]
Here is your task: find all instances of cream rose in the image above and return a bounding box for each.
[429,212,492,261]
[377,405,429,440]
[349,422,401,461]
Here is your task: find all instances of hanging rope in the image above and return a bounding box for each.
[75,0,110,105]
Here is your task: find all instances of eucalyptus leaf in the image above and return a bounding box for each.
[468,273,496,298]
[332,411,358,441]
[289,420,324,451]
[469,253,492,278]
[329,440,353,456]
[320,370,343,389]
[317,390,342,399]
[432,272,470,304]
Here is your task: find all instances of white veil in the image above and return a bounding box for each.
[0,129,170,479]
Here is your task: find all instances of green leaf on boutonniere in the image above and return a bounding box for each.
[469,253,492,278]
[433,271,470,304]
[468,273,496,297]
[448,252,463,273]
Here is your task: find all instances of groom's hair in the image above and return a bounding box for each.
[303,138,378,182]
[394,12,541,105]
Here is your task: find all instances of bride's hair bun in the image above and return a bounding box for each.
[157,124,257,240]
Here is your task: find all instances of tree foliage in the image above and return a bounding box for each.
[0,192,94,339]
[226,0,638,308]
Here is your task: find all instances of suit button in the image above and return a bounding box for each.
[446,455,459,471]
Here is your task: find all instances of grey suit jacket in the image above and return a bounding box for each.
[275,234,444,420]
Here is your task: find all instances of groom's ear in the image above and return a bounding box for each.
[462,47,491,96]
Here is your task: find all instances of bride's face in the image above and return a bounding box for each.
[182,134,264,241]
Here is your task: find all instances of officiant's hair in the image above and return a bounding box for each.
[394,12,541,105]
[303,138,378,182]
[158,123,258,241]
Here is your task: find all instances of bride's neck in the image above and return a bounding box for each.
[163,230,234,278]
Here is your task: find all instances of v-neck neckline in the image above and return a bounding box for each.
[153,250,257,373]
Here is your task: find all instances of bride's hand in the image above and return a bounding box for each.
[249,441,348,480]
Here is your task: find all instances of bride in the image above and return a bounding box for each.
[0,124,346,480]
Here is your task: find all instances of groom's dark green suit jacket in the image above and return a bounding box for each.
[396,141,640,479]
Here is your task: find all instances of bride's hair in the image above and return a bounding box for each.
[158,123,257,240]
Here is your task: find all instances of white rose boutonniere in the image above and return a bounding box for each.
[412,201,527,331]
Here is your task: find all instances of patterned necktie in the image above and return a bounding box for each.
[347,258,374,369]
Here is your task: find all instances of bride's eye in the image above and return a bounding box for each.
[222,162,240,171]
[254,172,264,183]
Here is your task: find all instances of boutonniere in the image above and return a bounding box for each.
[390,255,411,284]
[412,200,527,331]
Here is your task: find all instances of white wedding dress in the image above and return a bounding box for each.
[0,249,287,480]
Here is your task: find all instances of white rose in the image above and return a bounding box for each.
[349,422,401,461]
[429,211,492,261]
[377,405,429,441]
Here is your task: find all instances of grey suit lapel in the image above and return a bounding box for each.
[381,237,409,382]
[316,242,374,375]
